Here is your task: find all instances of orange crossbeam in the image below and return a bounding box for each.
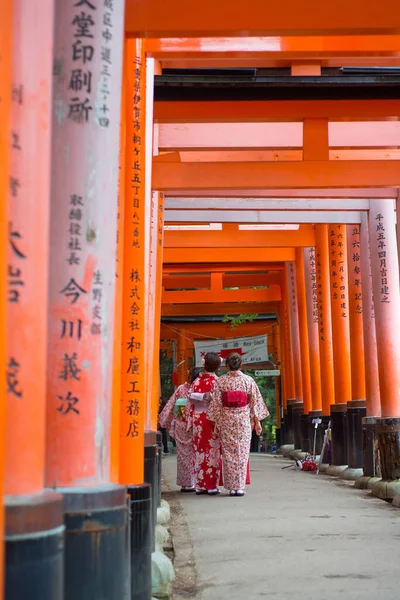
[162,286,281,304]
[125,0,400,38]
[162,301,279,317]
[162,273,282,289]
[163,247,295,263]
[154,100,400,123]
[153,160,400,191]
[163,263,285,274]
[158,149,400,162]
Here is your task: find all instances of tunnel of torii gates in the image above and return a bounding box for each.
[3,0,400,598]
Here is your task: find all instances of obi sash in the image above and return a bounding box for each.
[222,390,249,409]
[189,392,211,413]
[174,397,187,418]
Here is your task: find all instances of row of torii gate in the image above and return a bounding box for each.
[2,0,400,598]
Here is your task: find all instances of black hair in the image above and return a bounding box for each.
[226,352,242,371]
[204,352,221,373]
[190,367,203,384]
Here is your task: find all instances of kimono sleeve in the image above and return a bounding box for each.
[158,389,178,430]
[207,380,223,424]
[249,379,270,421]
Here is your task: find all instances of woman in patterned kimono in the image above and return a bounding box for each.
[159,367,202,492]
[208,352,269,497]
[186,352,222,496]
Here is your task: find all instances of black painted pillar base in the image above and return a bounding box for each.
[369,417,400,500]
[340,400,366,480]
[275,428,281,449]
[280,413,287,445]
[156,431,163,507]
[300,413,310,453]
[144,431,158,551]
[127,484,152,600]
[326,403,348,476]
[285,399,295,445]
[292,401,304,450]
[308,412,330,460]
[355,416,381,489]
[63,484,128,600]
[5,491,64,600]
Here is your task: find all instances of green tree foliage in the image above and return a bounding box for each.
[222,313,259,330]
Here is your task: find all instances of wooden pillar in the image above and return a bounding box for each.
[295,248,312,414]
[119,38,146,485]
[0,0,12,595]
[178,329,188,385]
[303,247,322,412]
[347,225,367,401]
[368,200,400,418]
[360,213,381,417]
[5,0,64,595]
[273,324,282,430]
[285,262,303,402]
[280,274,295,402]
[47,2,127,597]
[315,225,335,415]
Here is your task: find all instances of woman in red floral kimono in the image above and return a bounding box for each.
[186,353,222,495]
[159,367,202,492]
[208,352,269,497]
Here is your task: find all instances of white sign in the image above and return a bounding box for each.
[194,334,268,367]
[255,370,280,377]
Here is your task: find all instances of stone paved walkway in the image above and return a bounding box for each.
[162,453,399,600]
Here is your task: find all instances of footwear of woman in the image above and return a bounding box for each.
[229,490,237,497]
[236,490,245,497]
[195,489,208,495]
[207,489,221,496]
[181,487,195,493]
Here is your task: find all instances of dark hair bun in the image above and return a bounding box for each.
[204,352,221,373]
[226,352,242,371]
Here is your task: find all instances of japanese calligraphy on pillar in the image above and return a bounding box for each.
[289,262,297,313]
[329,224,349,318]
[316,250,325,341]
[375,213,390,303]
[307,247,318,323]
[119,38,146,473]
[348,226,363,315]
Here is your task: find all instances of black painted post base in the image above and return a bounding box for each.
[62,484,128,600]
[326,403,348,476]
[300,413,310,454]
[292,402,304,451]
[275,428,281,450]
[355,417,382,489]
[5,491,64,600]
[156,431,163,507]
[341,400,366,481]
[370,417,400,500]
[127,484,152,600]
[144,432,158,550]
[279,400,295,455]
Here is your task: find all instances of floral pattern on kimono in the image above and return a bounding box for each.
[208,371,269,491]
[159,383,195,488]
[186,372,221,491]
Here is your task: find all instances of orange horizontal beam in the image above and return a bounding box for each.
[163,247,295,263]
[165,188,397,198]
[125,1,400,38]
[163,263,285,273]
[164,225,315,248]
[160,321,276,340]
[162,286,281,304]
[162,273,282,289]
[153,160,400,190]
[154,100,400,123]
[160,58,400,68]
[161,301,279,317]
[146,35,400,58]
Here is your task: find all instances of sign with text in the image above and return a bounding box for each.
[255,370,280,377]
[194,334,268,367]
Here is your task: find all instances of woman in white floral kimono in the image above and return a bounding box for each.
[159,367,202,492]
[208,352,269,497]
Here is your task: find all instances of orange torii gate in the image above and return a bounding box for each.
[2,1,400,598]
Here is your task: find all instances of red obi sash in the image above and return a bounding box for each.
[222,390,249,408]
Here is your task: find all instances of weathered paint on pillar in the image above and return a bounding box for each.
[303,247,322,412]
[285,262,303,402]
[6,0,54,496]
[347,225,366,400]
[315,225,335,415]
[178,329,188,385]
[47,0,124,486]
[110,78,126,483]
[295,248,312,413]
[368,200,400,418]
[273,324,281,428]
[119,39,146,485]
[0,0,12,591]
[280,273,295,404]
[360,213,381,417]
[328,224,352,404]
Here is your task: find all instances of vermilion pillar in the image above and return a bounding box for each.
[315,225,335,416]
[327,224,351,474]
[47,3,127,598]
[0,0,12,596]
[303,247,322,412]
[273,324,282,447]
[369,200,400,499]
[295,248,312,415]
[5,1,64,597]
[178,329,188,385]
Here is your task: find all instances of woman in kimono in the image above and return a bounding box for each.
[159,367,202,492]
[186,352,222,495]
[208,352,269,497]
